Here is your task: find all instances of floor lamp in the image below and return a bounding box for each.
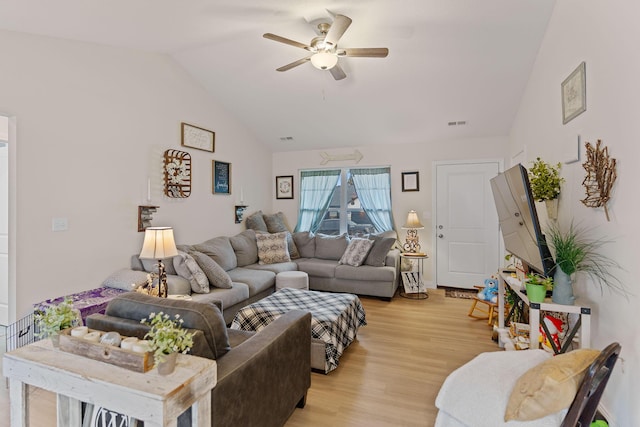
[139,227,178,298]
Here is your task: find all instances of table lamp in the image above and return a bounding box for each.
[401,210,425,254]
[139,227,178,298]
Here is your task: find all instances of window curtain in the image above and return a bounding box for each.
[351,167,395,232]
[294,169,341,233]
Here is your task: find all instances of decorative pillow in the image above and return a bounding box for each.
[315,233,349,260]
[102,268,150,291]
[193,236,238,271]
[245,210,268,232]
[505,348,601,421]
[263,212,300,259]
[293,231,315,258]
[256,232,291,265]
[365,235,397,267]
[190,251,233,289]
[173,251,209,294]
[229,229,259,266]
[339,238,374,267]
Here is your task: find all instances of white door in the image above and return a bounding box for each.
[435,161,501,289]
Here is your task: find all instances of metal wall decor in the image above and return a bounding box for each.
[164,149,192,198]
[582,140,617,221]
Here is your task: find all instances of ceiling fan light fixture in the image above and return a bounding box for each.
[310,52,338,70]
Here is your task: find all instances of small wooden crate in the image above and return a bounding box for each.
[59,328,154,373]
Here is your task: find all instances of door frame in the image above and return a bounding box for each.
[432,158,504,288]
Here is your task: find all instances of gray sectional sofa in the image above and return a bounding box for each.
[105,227,400,324]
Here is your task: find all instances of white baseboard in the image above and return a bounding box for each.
[598,404,615,426]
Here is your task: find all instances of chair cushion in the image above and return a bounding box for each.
[505,348,601,421]
[229,229,258,266]
[104,292,230,359]
[339,238,374,267]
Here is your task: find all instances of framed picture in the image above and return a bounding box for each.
[401,171,419,192]
[181,122,215,152]
[561,62,586,124]
[212,160,231,195]
[276,175,294,199]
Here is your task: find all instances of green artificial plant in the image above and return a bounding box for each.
[142,311,194,366]
[528,157,565,202]
[34,298,81,339]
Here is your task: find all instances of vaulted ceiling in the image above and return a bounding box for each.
[0,0,556,152]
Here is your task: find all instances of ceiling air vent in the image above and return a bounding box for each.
[448,121,467,126]
[279,136,295,142]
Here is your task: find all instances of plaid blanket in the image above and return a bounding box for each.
[230,287,367,373]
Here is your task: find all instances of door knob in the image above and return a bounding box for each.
[438,234,444,238]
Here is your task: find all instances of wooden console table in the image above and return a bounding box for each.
[3,339,217,427]
[497,272,591,353]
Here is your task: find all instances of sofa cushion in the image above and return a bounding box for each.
[365,235,396,267]
[296,258,338,279]
[244,262,298,274]
[293,231,315,258]
[174,251,209,293]
[190,283,250,311]
[335,264,397,282]
[229,229,258,266]
[263,212,300,259]
[140,257,177,276]
[193,236,238,271]
[190,251,233,289]
[315,233,349,260]
[104,292,230,360]
[227,267,276,295]
[245,210,268,232]
[166,275,193,296]
[339,238,374,267]
[102,268,150,291]
[256,232,291,265]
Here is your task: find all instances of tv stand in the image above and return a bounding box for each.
[497,272,591,353]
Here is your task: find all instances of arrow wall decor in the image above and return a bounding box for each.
[319,149,363,165]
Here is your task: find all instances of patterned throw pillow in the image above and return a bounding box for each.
[173,251,209,293]
[339,238,375,267]
[263,212,300,259]
[256,232,291,265]
[190,251,233,289]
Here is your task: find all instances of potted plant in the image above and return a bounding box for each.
[141,311,194,375]
[545,222,624,305]
[34,298,81,346]
[528,157,564,219]
[524,273,553,303]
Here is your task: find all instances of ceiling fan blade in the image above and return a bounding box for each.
[324,14,352,46]
[263,33,311,50]
[342,48,389,58]
[276,56,312,72]
[329,64,347,80]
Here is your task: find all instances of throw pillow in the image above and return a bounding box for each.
[193,236,238,271]
[504,348,601,421]
[314,233,349,261]
[293,231,315,258]
[263,212,300,259]
[245,210,268,232]
[339,238,374,267]
[102,268,150,291]
[190,251,233,289]
[256,232,291,265]
[229,229,258,266]
[173,251,209,294]
[365,235,397,267]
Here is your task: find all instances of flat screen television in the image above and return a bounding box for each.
[490,164,554,277]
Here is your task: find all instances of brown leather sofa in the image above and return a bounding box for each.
[87,292,311,427]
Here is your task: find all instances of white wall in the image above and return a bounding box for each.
[272,137,508,285]
[510,1,640,425]
[0,30,272,319]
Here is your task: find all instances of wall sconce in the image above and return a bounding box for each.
[401,210,425,254]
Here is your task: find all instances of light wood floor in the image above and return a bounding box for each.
[0,289,501,426]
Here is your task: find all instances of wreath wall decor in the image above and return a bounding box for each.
[581,140,617,221]
[164,149,192,198]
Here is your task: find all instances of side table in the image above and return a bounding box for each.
[399,253,429,300]
[3,339,217,427]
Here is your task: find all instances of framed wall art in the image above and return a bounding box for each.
[212,160,231,195]
[561,62,586,124]
[276,175,294,199]
[401,171,419,192]
[181,122,215,152]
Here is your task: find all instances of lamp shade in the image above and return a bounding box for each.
[310,52,338,70]
[139,227,179,259]
[402,210,425,229]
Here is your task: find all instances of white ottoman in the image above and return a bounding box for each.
[276,271,309,291]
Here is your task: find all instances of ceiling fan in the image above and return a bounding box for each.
[263,14,389,80]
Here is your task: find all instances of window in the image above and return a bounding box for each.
[294,167,394,237]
